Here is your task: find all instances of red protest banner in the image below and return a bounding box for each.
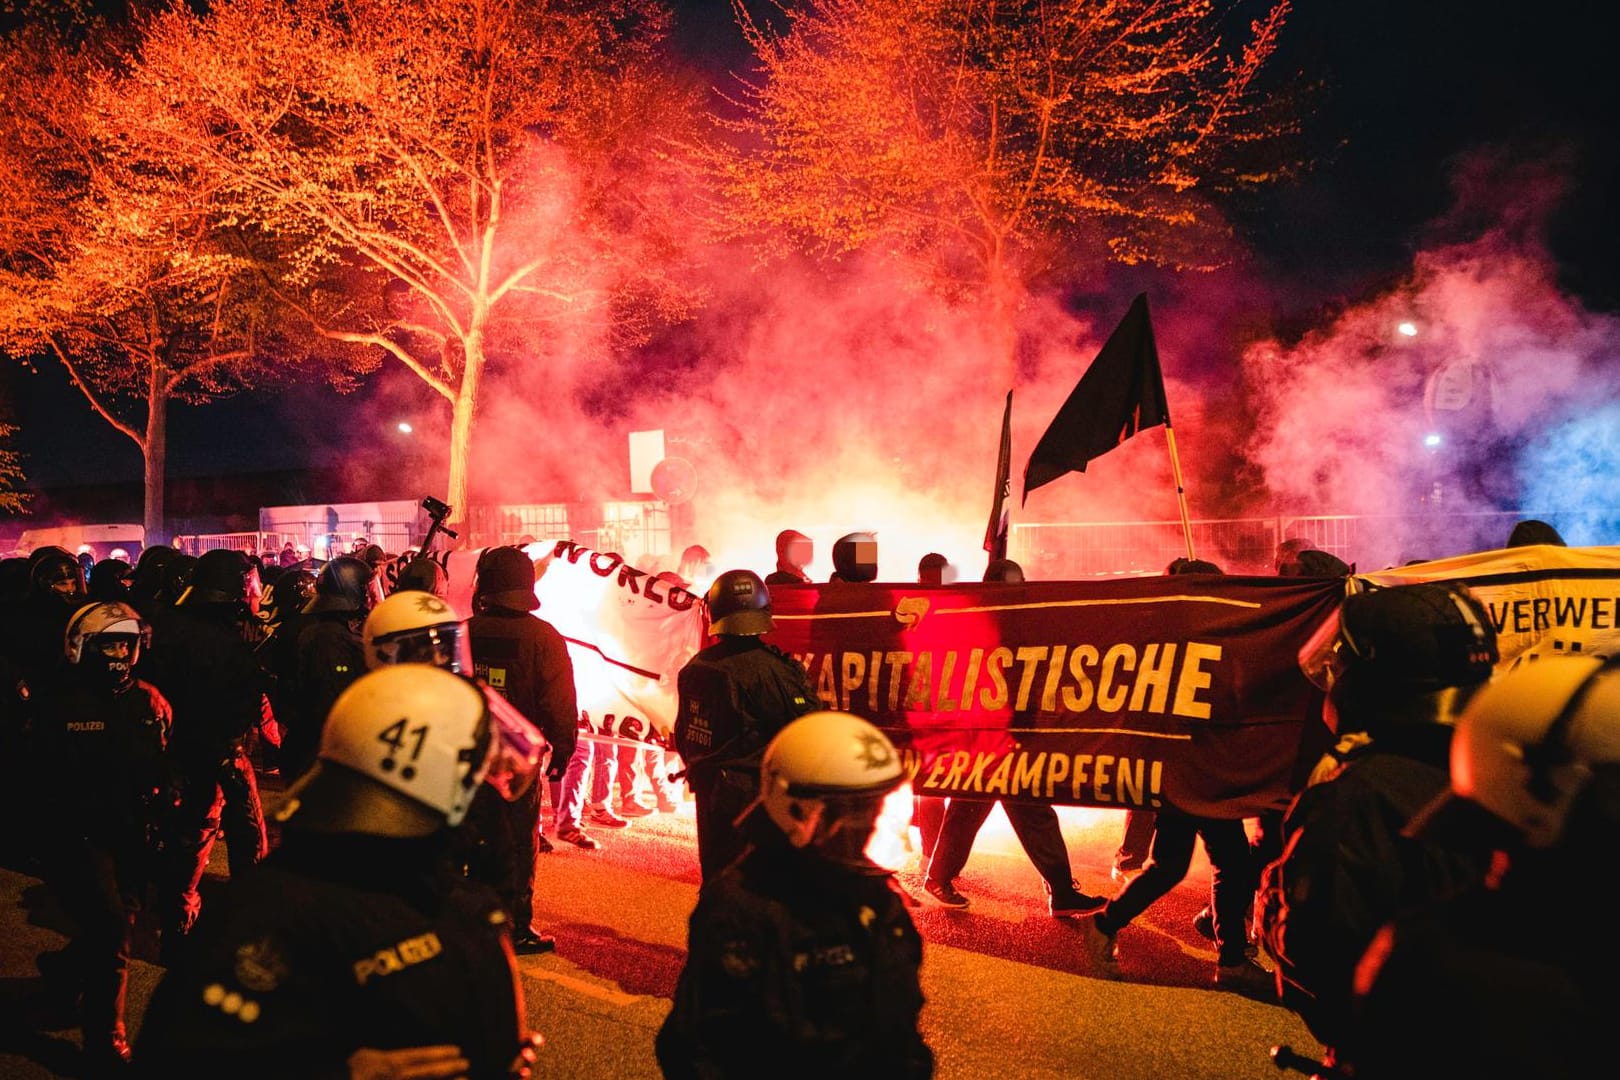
[765,576,1343,819]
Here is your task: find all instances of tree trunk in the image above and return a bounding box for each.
[444,327,485,530]
[144,367,167,544]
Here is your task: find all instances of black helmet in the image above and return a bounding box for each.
[831,533,878,583]
[1299,582,1499,715]
[1166,557,1223,575]
[177,549,256,607]
[473,546,538,612]
[129,544,177,600]
[88,558,133,601]
[394,557,448,598]
[162,554,198,602]
[28,547,86,602]
[705,569,773,636]
[304,556,374,615]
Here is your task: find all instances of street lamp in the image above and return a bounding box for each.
[1397,321,1418,338]
[397,421,413,435]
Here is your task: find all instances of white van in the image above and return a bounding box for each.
[14,523,146,561]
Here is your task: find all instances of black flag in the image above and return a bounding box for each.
[1023,293,1170,503]
[984,390,1013,559]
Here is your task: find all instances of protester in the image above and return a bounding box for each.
[923,557,1105,918]
[916,552,950,586]
[35,602,170,1073]
[1350,655,1619,1079]
[132,664,544,1078]
[1256,581,1499,1065]
[827,532,879,583]
[138,548,274,961]
[677,544,714,592]
[657,710,933,1080]
[1109,557,1225,883]
[1505,517,1566,547]
[464,546,579,953]
[763,529,813,586]
[675,569,819,879]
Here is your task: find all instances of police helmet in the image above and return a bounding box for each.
[705,569,773,636]
[64,601,151,689]
[1415,655,1620,850]
[362,590,471,673]
[759,710,908,865]
[176,548,257,607]
[303,555,374,615]
[276,665,544,836]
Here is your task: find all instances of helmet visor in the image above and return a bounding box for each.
[477,685,546,801]
[1297,606,1350,692]
[374,623,472,674]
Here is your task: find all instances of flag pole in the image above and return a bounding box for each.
[1164,421,1196,560]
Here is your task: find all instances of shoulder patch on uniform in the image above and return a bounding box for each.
[718,938,759,979]
[234,937,288,992]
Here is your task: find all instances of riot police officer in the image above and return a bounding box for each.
[132,664,546,1078]
[37,602,170,1073]
[1257,581,1499,1064]
[280,555,373,781]
[1352,655,1620,1079]
[674,569,819,880]
[464,547,578,953]
[657,709,933,1079]
[139,548,274,956]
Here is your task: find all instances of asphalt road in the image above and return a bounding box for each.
[1,781,1327,1079]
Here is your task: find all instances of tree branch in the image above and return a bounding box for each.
[47,335,144,447]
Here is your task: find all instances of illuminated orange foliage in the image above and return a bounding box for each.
[715,0,1296,371]
[0,23,320,535]
[104,0,703,516]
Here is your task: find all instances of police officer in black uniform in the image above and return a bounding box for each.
[37,602,170,1073]
[1257,581,1499,1067]
[132,664,546,1079]
[657,709,933,1079]
[675,569,819,880]
[139,548,274,956]
[1351,655,1620,1080]
[462,547,578,953]
[281,556,373,781]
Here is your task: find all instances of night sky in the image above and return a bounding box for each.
[5,0,1617,515]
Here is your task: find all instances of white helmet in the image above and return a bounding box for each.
[759,711,907,862]
[278,665,544,836]
[64,601,151,689]
[1443,656,1620,848]
[363,590,471,673]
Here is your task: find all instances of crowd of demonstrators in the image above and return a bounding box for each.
[2,513,1611,1078]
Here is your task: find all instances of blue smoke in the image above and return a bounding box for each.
[1517,402,1620,546]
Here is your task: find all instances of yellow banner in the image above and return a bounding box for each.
[1359,543,1620,669]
